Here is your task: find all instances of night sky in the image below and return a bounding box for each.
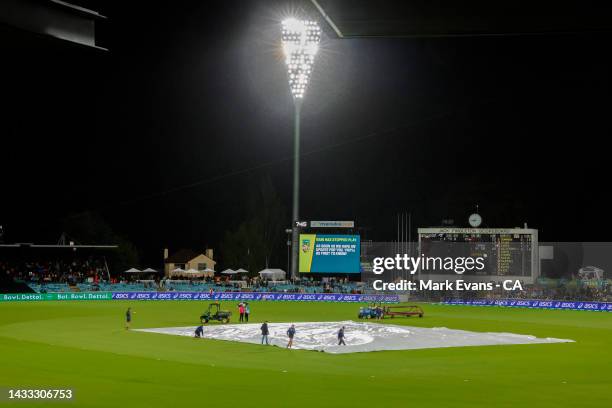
[1,1,610,266]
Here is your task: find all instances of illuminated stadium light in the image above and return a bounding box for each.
[281,18,321,99]
[280,17,322,279]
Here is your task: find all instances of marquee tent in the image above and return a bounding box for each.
[258,268,286,281]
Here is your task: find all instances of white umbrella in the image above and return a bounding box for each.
[199,267,215,278]
[142,268,157,273]
[125,268,141,273]
[235,268,248,273]
[221,269,237,275]
[172,267,185,273]
[185,268,200,274]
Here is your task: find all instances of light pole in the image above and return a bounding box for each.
[281,18,321,279]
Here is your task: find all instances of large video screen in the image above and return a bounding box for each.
[299,234,361,273]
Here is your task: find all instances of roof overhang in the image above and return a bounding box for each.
[0,244,118,249]
[0,0,107,50]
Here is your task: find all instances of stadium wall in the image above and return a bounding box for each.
[0,291,399,303]
[443,298,612,312]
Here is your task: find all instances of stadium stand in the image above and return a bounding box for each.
[3,254,608,300]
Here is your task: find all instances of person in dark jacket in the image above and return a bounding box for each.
[194,325,204,338]
[245,303,251,322]
[261,321,270,345]
[337,326,346,345]
[286,324,296,349]
[125,307,132,330]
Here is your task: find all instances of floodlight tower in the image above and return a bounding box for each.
[281,18,321,279]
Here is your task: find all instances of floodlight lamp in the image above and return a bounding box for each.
[281,18,321,99]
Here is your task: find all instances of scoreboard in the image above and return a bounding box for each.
[417,228,539,282]
[299,234,361,274]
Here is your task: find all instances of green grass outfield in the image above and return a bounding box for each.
[0,300,611,407]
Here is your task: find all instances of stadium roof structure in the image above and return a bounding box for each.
[0,0,107,50]
[309,0,612,38]
[0,243,117,249]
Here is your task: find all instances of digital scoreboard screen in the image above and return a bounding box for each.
[299,234,361,274]
[419,230,534,277]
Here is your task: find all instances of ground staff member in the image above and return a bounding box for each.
[261,321,270,345]
[338,326,346,346]
[287,324,296,348]
[125,307,133,330]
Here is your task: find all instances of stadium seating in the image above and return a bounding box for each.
[27,283,72,293]
[23,279,364,294]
